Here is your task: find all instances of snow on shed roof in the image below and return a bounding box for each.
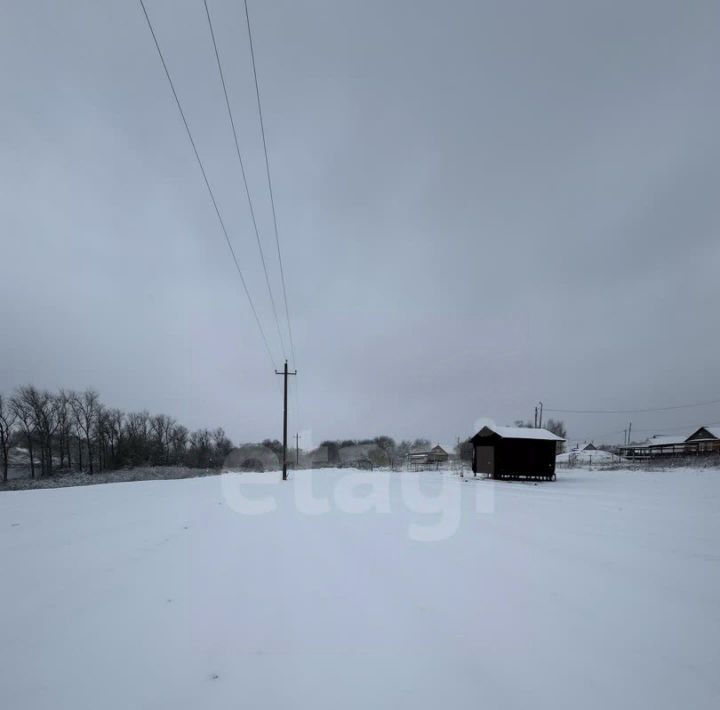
[473,425,565,441]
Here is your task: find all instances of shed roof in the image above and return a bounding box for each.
[472,425,565,442]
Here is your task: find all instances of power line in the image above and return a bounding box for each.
[138,0,276,369]
[243,0,297,369]
[545,397,720,415]
[618,420,720,435]
[202,0,287,361]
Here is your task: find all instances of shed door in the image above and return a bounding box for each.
[474,445,494,475]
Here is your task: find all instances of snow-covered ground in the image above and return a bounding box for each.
[1,468,719,709]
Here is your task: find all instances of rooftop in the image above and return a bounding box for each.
[646,435,689,447]
[473,425,565,442]
[689,426,720,440]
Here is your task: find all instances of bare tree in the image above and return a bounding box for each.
[150,414,176,465]
[56,390,74,470]
[21,387,60,476]
[94,405,109,471]
[3,384,253,476]
[105,408,124,467]
[456,439,473,462]
[169,424,188,464]
[0,394,18,482]
[10,389,37,478]
[544,419,567,453]
[396,440,412,459]
[70,389,101,473]
[211,427,232,467]
[188,429,212,467]
[124,410,150,465]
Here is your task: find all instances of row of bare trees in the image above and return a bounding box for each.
[0,386,233,482]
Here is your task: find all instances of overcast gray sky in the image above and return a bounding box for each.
[1,0,719,447]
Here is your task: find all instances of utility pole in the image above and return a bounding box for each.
[538,401,543,428]
[628,421,632,445]
[295,432,300,467]
[275,360,297,481]
[534,406,538,428]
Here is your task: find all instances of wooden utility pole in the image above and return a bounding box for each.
[538,401,543,428]
[275,360,297,481]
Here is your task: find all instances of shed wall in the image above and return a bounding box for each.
[472,437,557,479]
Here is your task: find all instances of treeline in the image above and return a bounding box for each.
[0,386,233,482]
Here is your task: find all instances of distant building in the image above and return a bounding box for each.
[685,427,720,454]
[618,435,688,459]
[470,425,564,481]
[427,445,450,464]
[618,426,720,459]
[406,444,451,469]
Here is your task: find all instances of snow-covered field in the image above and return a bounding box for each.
[2,468,719,709]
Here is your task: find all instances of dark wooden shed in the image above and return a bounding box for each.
[470,425,564,481]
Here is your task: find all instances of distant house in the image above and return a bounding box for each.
[470,425,565,481]
[685,427,720,454]
[619,434,690,459]
[617,427,720,459]
[648,435,689,452]
[406,444,450,469]
[427,445,450,464]
[407,451,429,466]
[567,442,597,454]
